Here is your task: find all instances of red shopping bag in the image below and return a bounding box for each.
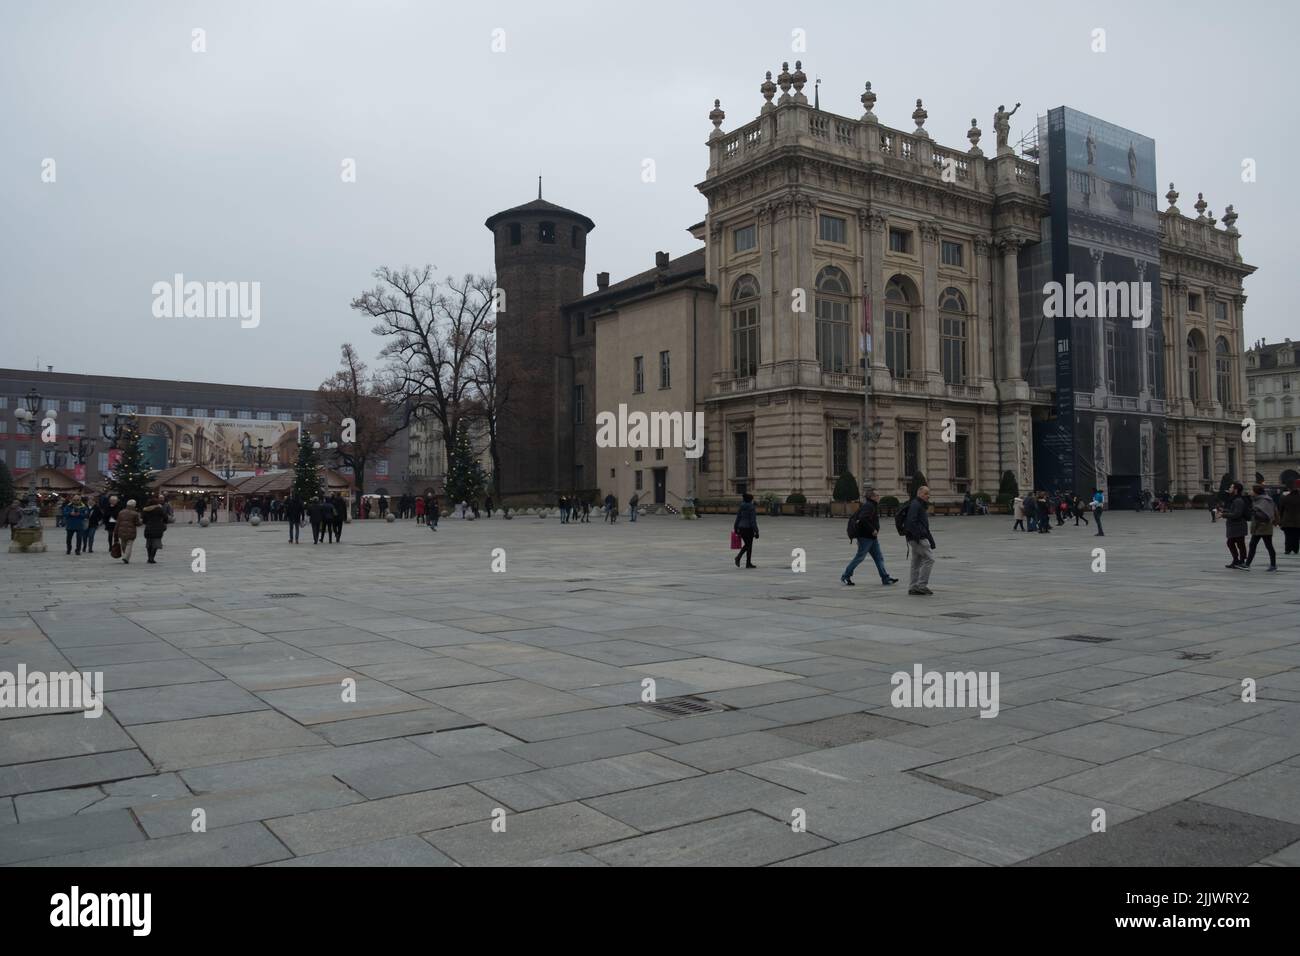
[730,531,742,550]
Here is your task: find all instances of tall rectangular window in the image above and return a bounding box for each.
[659,351,670,389]
[818,215,846,244]
[573,312,585,336]
[17,449,31,469]
[1200,445,1212,482]
[68,400,86,413]
[941,316,967,385]
[832,429,849,476]
[635,470,643,491]
[1287,433,1295,454]
[885,309,911,379]
[633,356,644,393]
[733,431,750,480]
[1215,300,1228,323]
[98,452,108,472]
[954,434,970,479]
[1147,331,1159,394]
[732,305,759,377]
[903,431,920,479]
[572,384,585,424]
[941,240,963,267]
[509,223,521,245]
[1227,446,1237,480]
[733,225,756,252]
[815,297,850,373]
[539,222,555,244]
[889,229,911,254]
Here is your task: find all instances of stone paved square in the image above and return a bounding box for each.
[1,510,1297,866]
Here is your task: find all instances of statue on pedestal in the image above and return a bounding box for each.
[994,103,1020,152]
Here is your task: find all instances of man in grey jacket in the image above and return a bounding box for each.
[905,486,937,595]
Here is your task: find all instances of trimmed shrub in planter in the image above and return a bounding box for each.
[833,471,860,504]
[880,495,901,515]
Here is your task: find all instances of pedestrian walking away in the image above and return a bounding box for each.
[285,496,303,543]
[1012,495,1025,532]
[1092,488,1105,536]
[1279,479,1300,555]
[629,492,639,523]
[1244,483,1279,571]
[904,486,937,595]
[115,499,141,563]
[733,493,758,568]
[841,486,897,586]
[141,496,168,563]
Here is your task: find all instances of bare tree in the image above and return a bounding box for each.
[351,268,496,470]
[468,316,511,503]
[316,343,408,507]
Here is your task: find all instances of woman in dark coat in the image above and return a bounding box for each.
[141,495,169,564]
[1220,482,1250,569]
[733,493,759,569]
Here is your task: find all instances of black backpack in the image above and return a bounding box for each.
[894,500,911,537]
[846,510,861,540]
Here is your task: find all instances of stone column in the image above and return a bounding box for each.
[756,204,775,376]
[1171,279,1188,411]
[793,192,817,380]
[920,222,942,386]
[1135,258,1149,398]
[997,237,1023,381]
[1091,248,1106,392]
[973,236,994,384]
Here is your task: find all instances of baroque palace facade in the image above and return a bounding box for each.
[488,63,1256,506]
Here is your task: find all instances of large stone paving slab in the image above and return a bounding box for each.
[2,510,1296,866]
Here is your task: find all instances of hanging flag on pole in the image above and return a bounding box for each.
[861,296,873,354]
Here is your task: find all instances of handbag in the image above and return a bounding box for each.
[730,531,742,550]
[110,541,122,559]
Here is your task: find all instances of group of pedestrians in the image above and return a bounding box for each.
[1219,480,1300,571]
[1012,490,1104,536]
[559,494,591,523]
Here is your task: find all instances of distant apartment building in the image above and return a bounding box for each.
[0,368,408,493]
[1245,339,1300,487]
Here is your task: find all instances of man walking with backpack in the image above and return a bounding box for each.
[901,486,937,595]
[1092,487,1105,536]
[841,486,898,587]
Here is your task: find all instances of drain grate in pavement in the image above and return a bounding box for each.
[1177,651,1218,660]
[638,695,730,718]
[1059,634,1116,643]
[267,593,305,599]
[942,612,983,619]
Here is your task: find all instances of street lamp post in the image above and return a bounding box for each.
[9,388,47,552]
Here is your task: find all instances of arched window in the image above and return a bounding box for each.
[815,267,852,373]
[1187,332,1202,402]
[731,275,760,378]
[538,221,555,244]
[939,287,968,385]
[1215,337,1231,407]
[884,276,914,379]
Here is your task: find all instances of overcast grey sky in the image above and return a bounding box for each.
[2,0,1294,390]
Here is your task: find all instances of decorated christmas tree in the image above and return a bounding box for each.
[293,430,323,502]
[107,423,154,504]
[444,420,485,504]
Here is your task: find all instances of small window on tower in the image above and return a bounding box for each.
[572,226,582,247]
[508,223,521,245]
[539,222,556,244]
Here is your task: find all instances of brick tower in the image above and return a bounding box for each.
[485,191,594,499]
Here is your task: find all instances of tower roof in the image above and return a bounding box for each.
[485,198,594,232]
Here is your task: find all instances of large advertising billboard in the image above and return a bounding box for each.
[132,415,301,472]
